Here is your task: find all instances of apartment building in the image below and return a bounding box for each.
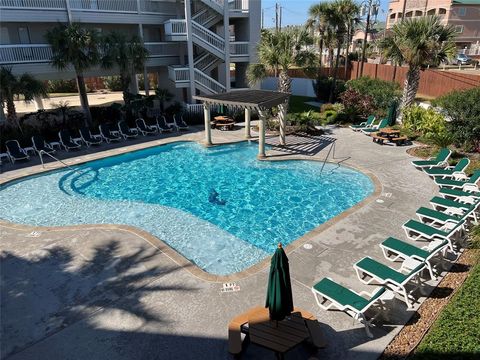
[386,0,480,51]
[0,0,261,103]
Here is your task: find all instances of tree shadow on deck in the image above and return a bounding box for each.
[0,239,194,358]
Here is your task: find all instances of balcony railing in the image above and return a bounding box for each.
[168,65,190,83]
[0,44,52,64]
[230,41,249,56]
[164,19,187,36]
[0,0,176,13]
[0,0,64,8]
[0,43,178,64]
[144,42,179,57]
[229,0,249,12]
[69,0,137,12]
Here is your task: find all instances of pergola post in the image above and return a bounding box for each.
[244,108,251,139]
[257,109,266,159]
[278,103,286,146]
[203,103,212,146]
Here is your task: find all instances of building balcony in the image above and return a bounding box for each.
[0,0,173,14]
[0,42,179,65]
[230,41,249,60]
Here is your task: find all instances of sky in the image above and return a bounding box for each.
[261,0,390,28]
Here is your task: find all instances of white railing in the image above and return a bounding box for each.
[139,0,170,13]
[229,0,249,12]
[144,42,179,57]
[168,65,190,82]
[200,0,224,14]
[0,44,52,64]
[0,0,65,8]
[185,103,221,114]
[194,53,218,71]
[192,8,218,27]
[194,68,226,93]
[230,41,249,56]
[192,21,225,52]
[69,0,137,12]
[164,19,187,36]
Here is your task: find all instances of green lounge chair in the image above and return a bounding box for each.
[411,148,451,169]
[424,158,470,179]
[430,196,476,212]
[380,237,449,280]
[311,277,393,338]
[361,118,389,134]
[435,170,480,192]
[416,206,461,227]
[349,115,376,131]
[402,219,465,254]
[354,256,426,308]
[439,187,480,202]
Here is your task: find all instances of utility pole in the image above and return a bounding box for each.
[275,2,279,32]
[279,6,282,31]
[261,8,264,29]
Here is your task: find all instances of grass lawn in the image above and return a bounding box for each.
[289,95,319,113]
[412,255,480,359]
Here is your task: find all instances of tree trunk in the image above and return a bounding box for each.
[398,67,420,122]
[76,73,92,127]
[318,37,324,69]
[328,48,334,76]
[329,40,343,103]
[278,70,291,112]
[344,23,351,80]
[121,73,131,105]
[5,97,21,131]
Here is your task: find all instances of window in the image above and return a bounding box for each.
[427,9,436,16]
[454,25,464,33]
[415,11,423,16]
[390,13,396,19]
[438,8,447,15]
[405,11,413,18]
[457,7,466,16]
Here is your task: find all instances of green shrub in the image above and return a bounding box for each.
[312,76,346,102]
[331,103,344,113]
[102,76,123,91]
[47,79,77,93]
[346,76,401,116]
[402,105,447,135]
[339,88,375,121]
[320,103,334,112]
[322,110,338,124]
[433,87,480,152]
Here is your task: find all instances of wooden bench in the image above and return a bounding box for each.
[391,136,408,146]
[371,134,389,145]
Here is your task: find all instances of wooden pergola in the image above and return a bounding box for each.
[193,90,290,158]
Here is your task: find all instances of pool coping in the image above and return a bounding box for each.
[0,136,382,283]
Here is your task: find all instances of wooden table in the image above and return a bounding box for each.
[212,116,235,131]
[228,306,326,357]
[378,128,400,137]
[373,128,408,146]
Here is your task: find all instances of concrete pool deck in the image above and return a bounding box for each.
[1,125,443,359]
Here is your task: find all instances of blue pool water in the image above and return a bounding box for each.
[0,141,374,274]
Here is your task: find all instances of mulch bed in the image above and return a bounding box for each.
[380,249,479,360]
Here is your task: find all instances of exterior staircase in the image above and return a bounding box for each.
[165,0,228,94]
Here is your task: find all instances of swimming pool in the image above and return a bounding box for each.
[0,141,374,275]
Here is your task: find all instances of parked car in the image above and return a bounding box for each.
[449,53,473,65]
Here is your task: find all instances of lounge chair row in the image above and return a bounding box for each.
[411,147,480,194]
[310,166,480,337]
[349,116,389,135]
[2,116,190,164]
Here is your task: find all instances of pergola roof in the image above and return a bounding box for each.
[193,89,289,110]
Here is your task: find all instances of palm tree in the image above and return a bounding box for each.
[329,0,360,103]
[155,88,174,114]
[247,27,316,110]
[45,23,100,126]
[0,67,47,129]
[306,2,331,69]
[100,32,149,104]
[378,16,456,113]
[342,2,360,79]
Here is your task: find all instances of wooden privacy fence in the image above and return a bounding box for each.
[348,62,480,98]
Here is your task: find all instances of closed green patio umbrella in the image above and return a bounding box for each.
[265,243,294,321]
